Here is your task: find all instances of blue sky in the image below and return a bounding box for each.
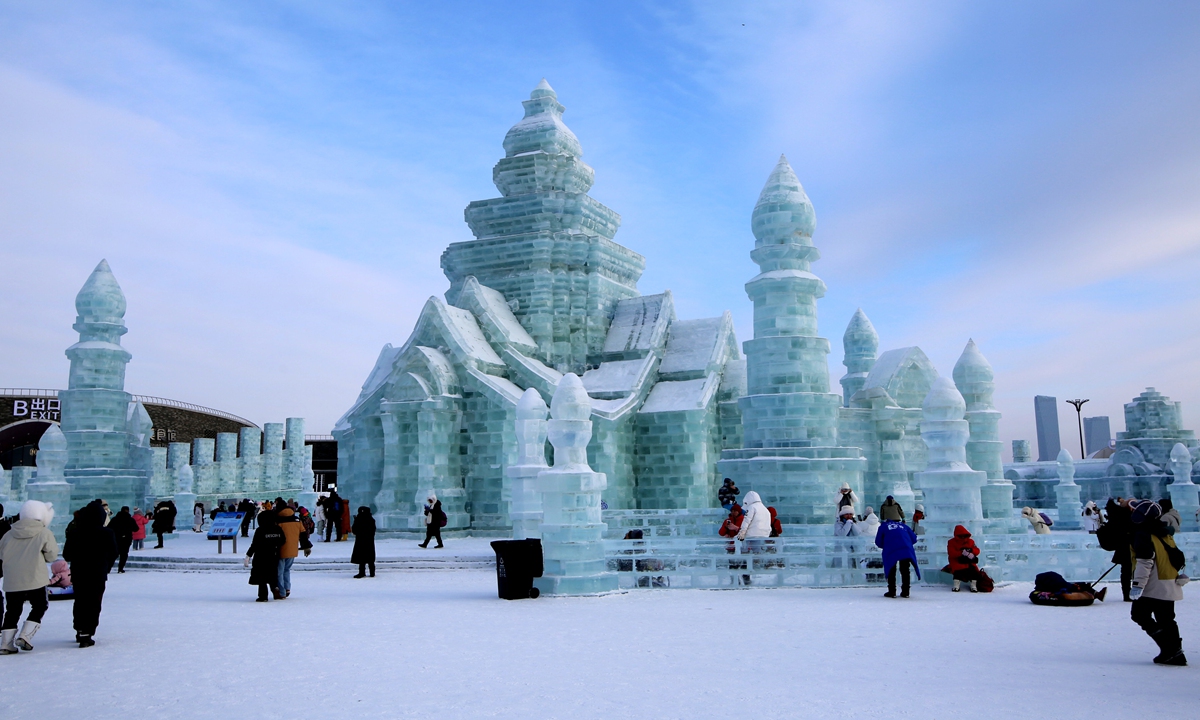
[2,1,1199,457]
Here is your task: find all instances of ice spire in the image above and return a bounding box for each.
[952,339,994,411]
[501,78,584,161]
[74,259,127,336]
[840,308,878,406]
[751,154,816,248]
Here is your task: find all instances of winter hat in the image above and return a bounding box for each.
[427,492,438,504]
[916,505,924,513]
[1130,500,1162,525]
[885,495,895,503]
[19,499,54,528]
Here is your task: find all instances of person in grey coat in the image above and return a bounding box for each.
[0,500,59,654]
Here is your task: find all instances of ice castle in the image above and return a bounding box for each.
[333,80,1021,541]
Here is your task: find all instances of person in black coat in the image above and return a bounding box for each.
[245,511,284,602]
[62,500,118,647]
[351,507,377,578]
[1105,498,1135,601]
[109,506,138,573]
[151,500,176,549]
[323,492,343,543]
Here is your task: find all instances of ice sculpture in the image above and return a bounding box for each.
[1053,449,1082,530]
[915,377,985,537]
[534,374,618,595]
[174,463,196,523]
[1168,442,1199,532]
[24,424,73,541]
[840,308,878,406]
[953,340,1020,533]
[506,388,548,540]
[59,260,150,511]
[1012,440,1031,463]
[717,156,866,526]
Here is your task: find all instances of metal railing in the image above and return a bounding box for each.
[305,435,335,442]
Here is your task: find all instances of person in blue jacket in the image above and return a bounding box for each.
[875,519,920,598]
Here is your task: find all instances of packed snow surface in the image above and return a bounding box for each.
[3,554,1196,719]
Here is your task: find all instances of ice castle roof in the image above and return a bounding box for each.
[75,259,127,323]
[502,79,583,159]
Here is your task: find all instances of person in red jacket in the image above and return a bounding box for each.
[719,504,744,538]
[768,507,783,538]
[947,524,982,592]
[131,508,148,551]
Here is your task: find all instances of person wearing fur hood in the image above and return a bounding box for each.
[419,492,445,549]
[0,500,59,654]
[736,492,773,550]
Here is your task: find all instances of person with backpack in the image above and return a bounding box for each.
[875,518,920,598]
[946,525,982,592]
[1128,499,1188,666]
[352,507,377,578]
[1021,506,1051,534]
[245,510,285,602]
[274,506,312,599]
[1100,498,1135,601]
[62,500,118,648]
[419,492,445,549]
[0,500,58,654]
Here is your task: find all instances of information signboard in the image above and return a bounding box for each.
[208,512,245,554]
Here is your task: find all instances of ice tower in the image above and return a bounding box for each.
[840,309,878,406]
[953,339,1020,532]
[59,260,151,511]
[717,156,866,527]
[915,377,985,538]
[441,79,644,373]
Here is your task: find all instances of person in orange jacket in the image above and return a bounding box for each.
[274,506,312,598]
[947,524,982,592]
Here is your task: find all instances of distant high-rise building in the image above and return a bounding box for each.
[1034,395,1061,462]
[1083,416,1112,457]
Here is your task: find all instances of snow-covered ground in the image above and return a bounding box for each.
[3,563,1195,719]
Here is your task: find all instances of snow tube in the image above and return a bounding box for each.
[1029,590,1095,607]
[47,586,75,601]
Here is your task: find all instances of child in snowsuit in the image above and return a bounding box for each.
[718,479,739,510]
[875,519,920,598]
[1128,500,1188,665]
[946,524,982,592]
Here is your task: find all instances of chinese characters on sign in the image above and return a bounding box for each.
[11,398,60,421]
[152,428,177,442]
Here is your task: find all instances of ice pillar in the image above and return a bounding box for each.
[262,423,284,492]
[238,427,262,495]
[1169,443,1199,532]
[954,340,1020,532]
[506,388,549,540]
[215,432,239,495]
[284,418,305,491]
[1053,449,1082,530]
[840,309,878,407]
[534,374,617,596]
[174,463,196,524]
[915,377,986,539]
[192,438,216,495]
[25,424,73,541]
[1012,440,1031,463]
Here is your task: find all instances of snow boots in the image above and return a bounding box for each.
[15,621,39,651]
[952,580,960,592]
[0,629,17,655]
[1152,629,1187,666]
[77,634,95,648]
[970,580,979,593]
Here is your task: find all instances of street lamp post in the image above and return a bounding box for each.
[1066,398,1089,459]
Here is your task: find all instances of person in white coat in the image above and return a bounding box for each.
[834,507,860,537]
[860,507,880,538]
[737,491,772,552]
[1022,507,1051,534]
[0,500,58,654]
[1082,501,1102,533]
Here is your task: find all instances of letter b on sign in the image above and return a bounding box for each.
[13,400,28,417]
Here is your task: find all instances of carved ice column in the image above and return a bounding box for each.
[174,463,197,523]
[1168,443,1199,532]
[1012,440,1031,463]
[953,340,1020,533]
[1053,449,1082,530]
[296,445,319,511]
[866,389,914,514]
[192,438,216,495]
[534,374,618,596]
[25,424,73,541]
[915,377,986,539]
[262,423,284,492]
[238,427,262,495]
[148,447,170,500]
[506,388,548,539]
[283,418,305,491]
[215,432,239,495]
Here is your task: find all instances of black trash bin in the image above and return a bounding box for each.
[490,539,544,600]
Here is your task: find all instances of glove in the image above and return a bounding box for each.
[303,548,311,557]
[243,557,250,569]
[1129,585,1143,600]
